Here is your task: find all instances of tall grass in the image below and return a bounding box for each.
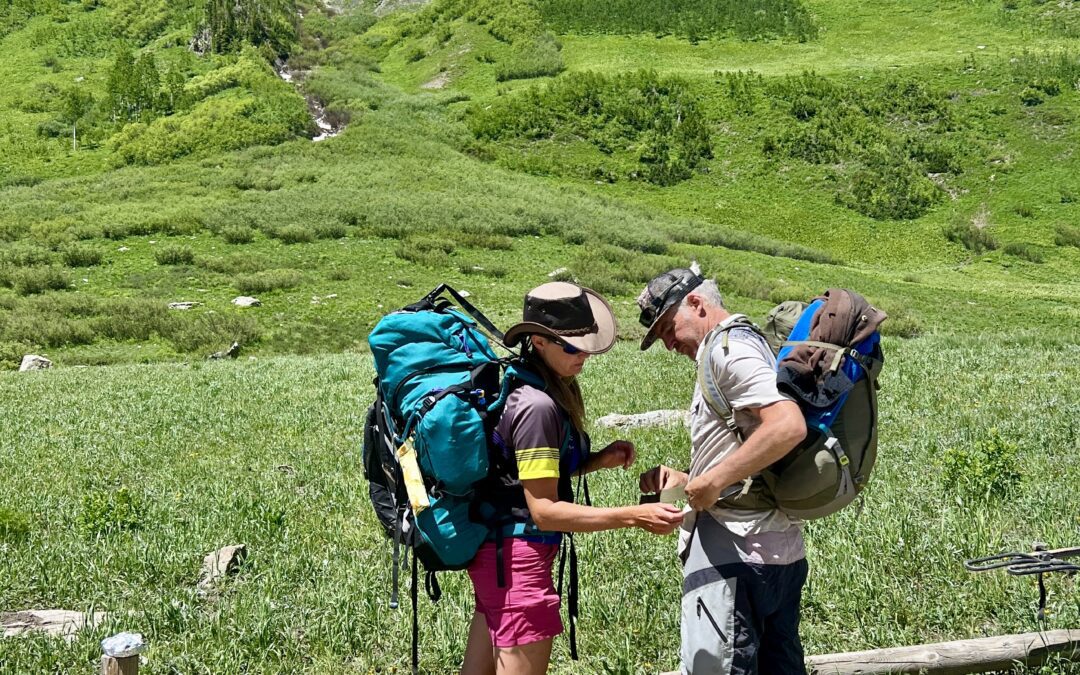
[0,337,1076,672]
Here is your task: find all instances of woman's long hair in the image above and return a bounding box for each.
[520,338,586,432]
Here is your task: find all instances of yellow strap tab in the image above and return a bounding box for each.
[396,437,430,514]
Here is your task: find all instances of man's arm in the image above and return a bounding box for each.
[684,399,805,511]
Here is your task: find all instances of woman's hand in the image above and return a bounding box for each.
[638,465,689,495]
[592,440,636,471]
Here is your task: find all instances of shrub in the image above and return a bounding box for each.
[880,312,923,339]
[836,155,943,220]
[396,235,455,266]
[1013,203,1035,218]
[197,253,269,274]
[9,266,71,295]
[165,311,260,353]
[538,0,818,42]
[221,225,256,244]
[154,245,195,265]
[314,223,348,240]
[234,269,303,294]
[453,231,514,250]
[944,220,998,253]
[458,262,507,278]
[0,244,56,267]
[61,244,103,267]
[1054,224,1080,248]
[0,507,31,542]
[495,33,564,82]
[939,429,1022,501]
[1003,242,1044,263]
[77,486,145,536]
[470,70,711,186]
[1019,87,1044,106]
[272,225,315,244]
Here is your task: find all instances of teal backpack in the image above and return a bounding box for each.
[363,285,584,672]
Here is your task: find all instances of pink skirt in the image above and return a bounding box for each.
[467,538,564,648]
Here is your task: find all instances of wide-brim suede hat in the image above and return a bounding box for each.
[504,282,617,354]
[637,267,704,350]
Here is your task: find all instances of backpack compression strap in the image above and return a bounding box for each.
[423,283,507,344]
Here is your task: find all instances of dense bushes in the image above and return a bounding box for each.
[0,295,261,357]
[944,215,998,253]
[538,0,818,42]
[469,70,711,185]
[233,269,303,294]
[154,245,195,265]
[763,73,959,220]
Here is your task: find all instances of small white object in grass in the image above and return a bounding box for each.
[19,355,52,372]
[101,632,145,658]
[118,246,129,252]
[460,290,471,298]
[232,296,261,308]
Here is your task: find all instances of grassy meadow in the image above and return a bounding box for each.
[1,0,1079,672]
[1,337,1078,673]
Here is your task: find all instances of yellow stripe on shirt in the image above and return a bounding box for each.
[516,446,560,480]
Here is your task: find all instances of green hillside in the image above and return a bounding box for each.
[1,0,1079,672]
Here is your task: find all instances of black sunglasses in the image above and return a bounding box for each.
[551,338,583,355]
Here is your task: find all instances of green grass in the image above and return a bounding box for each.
[0,336,1077,672]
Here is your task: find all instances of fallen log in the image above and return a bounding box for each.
[806,629,1080,674]
[659,629,1080,675]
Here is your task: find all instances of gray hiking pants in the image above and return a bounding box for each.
[681,516,808,675]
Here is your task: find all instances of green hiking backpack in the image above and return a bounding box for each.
[697,291,885,520]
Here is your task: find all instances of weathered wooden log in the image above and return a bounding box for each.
[659,629,1080,675]
[806,629,1080,675]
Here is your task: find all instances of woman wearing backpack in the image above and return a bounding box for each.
[461,282,684,675]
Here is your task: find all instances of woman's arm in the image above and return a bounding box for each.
[521,477,683,534]
[576,440,635,476]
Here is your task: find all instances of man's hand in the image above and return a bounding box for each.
[639,465,689,494]
[593,440,636,470]
[684,471,727,511]
[632,503,685,535]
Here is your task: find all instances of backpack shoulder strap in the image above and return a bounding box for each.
[696,320,757,444]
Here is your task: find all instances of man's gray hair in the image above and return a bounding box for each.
[679,278,724,310]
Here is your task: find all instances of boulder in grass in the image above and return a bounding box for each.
[198,544,247,593]
[168,301,201,310]
[594,410,689,430]
[19,355,52,372]
[232,296,261,308]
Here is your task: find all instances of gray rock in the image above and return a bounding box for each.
[594,410,689,430]
[232,296,261,308]
[101,632,145,658]
[198,544,247,592]
[208,342,241,360]
[168,302,201,310]
[19,355,52,372]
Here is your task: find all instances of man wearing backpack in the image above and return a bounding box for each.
[637,266,809,675]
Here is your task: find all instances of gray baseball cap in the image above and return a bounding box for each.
[636,268,704,350]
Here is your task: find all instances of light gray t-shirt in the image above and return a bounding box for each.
[678,315,805,565]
